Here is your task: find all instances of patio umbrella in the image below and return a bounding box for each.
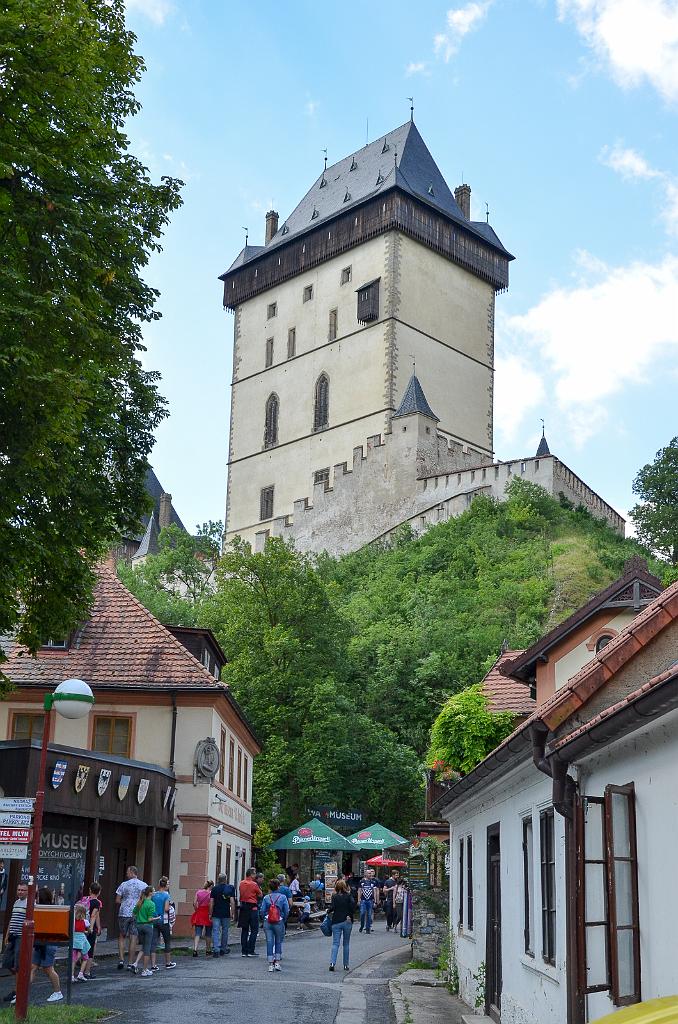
[365,854,407,867]
[269,817,354,851]
[345,822,409,850]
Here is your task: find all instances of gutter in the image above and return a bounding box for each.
[530,722,576,820]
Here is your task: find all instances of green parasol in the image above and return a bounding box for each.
[270,817,354,851]
[345,822,409,850]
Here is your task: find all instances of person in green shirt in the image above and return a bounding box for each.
[131,887,160,976]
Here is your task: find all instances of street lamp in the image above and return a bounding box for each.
[14,679,94,1021]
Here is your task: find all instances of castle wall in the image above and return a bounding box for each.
[266,434,624,557]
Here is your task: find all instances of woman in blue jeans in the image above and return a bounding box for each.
[261,878,289,972]
[329,878,355,972]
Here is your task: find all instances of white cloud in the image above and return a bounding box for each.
[305,98,319,116]
[434,2,493,61]
[504,252,678,443]
[126,0,172,25]
[558,0,678,102]
[494,353,545,444]
[600,143,678,234]
[405,61,430,76]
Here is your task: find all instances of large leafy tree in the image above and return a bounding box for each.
[202,538,424,833]
[118,521,222,626]
[0,0,182,670]
[631,438,678,564]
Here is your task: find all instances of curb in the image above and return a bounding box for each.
[389,979,411,1024]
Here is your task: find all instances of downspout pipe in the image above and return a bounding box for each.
[530,722,575,820]
[169,692,178,773]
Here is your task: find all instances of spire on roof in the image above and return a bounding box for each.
[133,514,159,561]
[393,374,439,421]
[536,420,550,457]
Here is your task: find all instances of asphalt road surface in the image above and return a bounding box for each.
[1,924,411,1024]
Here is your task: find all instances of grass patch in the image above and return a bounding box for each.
[0,1007,111,1024]
[398,959,435,974]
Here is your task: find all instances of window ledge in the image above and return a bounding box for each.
[457,927,475,942]
[520,955,560,984]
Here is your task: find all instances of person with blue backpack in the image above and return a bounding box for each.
[261,878,289,972]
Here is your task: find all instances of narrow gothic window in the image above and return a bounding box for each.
[313,373,330,431]
[287,327,296,359]
[259,486,274,521]
[265,337,274,367]
[328,309,338,341]
[264,393,279,448]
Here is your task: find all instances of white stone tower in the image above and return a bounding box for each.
[220,121,513,550]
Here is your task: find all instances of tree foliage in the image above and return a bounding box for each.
[631,437,678,564]
[427,685,516,775]
[118,521,222,626]
[0,0,183,672]
[251,821,281,881]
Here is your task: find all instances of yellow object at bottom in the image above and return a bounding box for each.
[593,998,678,1024]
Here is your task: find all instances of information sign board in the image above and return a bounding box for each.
[0,828,32,844]
[0,798,35,813]
[0,844,28,860]
[0,813,32,827]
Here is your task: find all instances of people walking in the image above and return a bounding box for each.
[191,880,214,957]
[358,869,377,933]
[26,888,63,1003]
[328,879,355,972]
[81,882,102,968]
[392,876,407,932]
[261,878,289,972]
[115,865,147,971]
[151,877,176,970]
[238,867,262,957]
[72,903,92,981]
[131,886,159,976]
[2,883,27,1004]
[382,869,400,931]
[209,873,236,957]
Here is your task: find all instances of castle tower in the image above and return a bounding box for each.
[220,121,513,549]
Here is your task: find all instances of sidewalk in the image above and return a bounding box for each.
[389,969,471,1024]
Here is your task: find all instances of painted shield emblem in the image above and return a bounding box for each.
[162,786,172,808]
[118,774,131,801]
[74,765,90,793]
[51,760,67,790]
[97,769,112,797]
[137,779,150,805]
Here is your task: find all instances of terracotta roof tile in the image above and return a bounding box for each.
[3,564,228,692]
[480,651,535,716]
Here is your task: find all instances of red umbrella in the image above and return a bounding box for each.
[366,854,406,867]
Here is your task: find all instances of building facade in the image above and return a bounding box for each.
[0,565,259,936]
[220,120,513,551]
[433,560,678,1024]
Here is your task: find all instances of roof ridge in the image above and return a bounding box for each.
[95,563,227,689]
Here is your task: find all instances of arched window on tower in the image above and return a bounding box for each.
[264,393,279,448]
[313,373,330,431]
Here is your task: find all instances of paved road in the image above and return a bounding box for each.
[1,924,411,1024]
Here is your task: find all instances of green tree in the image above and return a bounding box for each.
[0,0,183,673]
[252,821,281,881]
[427,685,516,775]
[631,438,678,563]
[118,521,222,626]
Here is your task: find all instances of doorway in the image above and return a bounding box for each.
[98,822,137,936]
[486,824,502,1023]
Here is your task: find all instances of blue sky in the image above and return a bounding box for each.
[123,0,678,533]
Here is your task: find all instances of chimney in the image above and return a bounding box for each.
[159,492,172,531]
[265,210,279,244]
[454,184,471,220]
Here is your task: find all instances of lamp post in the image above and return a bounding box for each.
[14,679,94,1022]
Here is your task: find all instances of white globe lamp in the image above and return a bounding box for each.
[47,678,95,718]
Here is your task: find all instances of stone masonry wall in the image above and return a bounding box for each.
[411,889,448,966]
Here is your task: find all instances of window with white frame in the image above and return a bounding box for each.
[457,832,474,932]
[522,815,535,955]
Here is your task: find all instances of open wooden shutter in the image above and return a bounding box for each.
[575,795,610,994]
[605,784,641,1006]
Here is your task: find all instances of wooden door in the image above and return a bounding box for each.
[486,826,502,1023]
[98,822,137,935]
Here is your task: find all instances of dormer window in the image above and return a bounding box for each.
[595,634,614,654]
[311,207,319,220]
[41,637,69,650]
[281,224,289,235]
[428,184,435,196]
[319,177,327,189]
[381,141,390,154]
[376,171,384,185]
[356,278,380,324]
[350,157,357,171]
[343,190,351,203]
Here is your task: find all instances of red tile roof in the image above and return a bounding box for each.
[480,651,534,716]
[3,564,229,692]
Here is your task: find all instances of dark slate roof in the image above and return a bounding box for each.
[134,514,160,560]
[393,374,439,421]
[225,244,265,274]
[536,432,551,457]
[226,121,512,271]
[125,468,186,544]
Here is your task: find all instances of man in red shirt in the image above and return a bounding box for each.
[238,869,263,957]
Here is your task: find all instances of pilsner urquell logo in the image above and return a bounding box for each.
[298,827,312,838]
[358,831,371,840]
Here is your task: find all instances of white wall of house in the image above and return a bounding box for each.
[445,759,569,1024]
[576,707,678,1022]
